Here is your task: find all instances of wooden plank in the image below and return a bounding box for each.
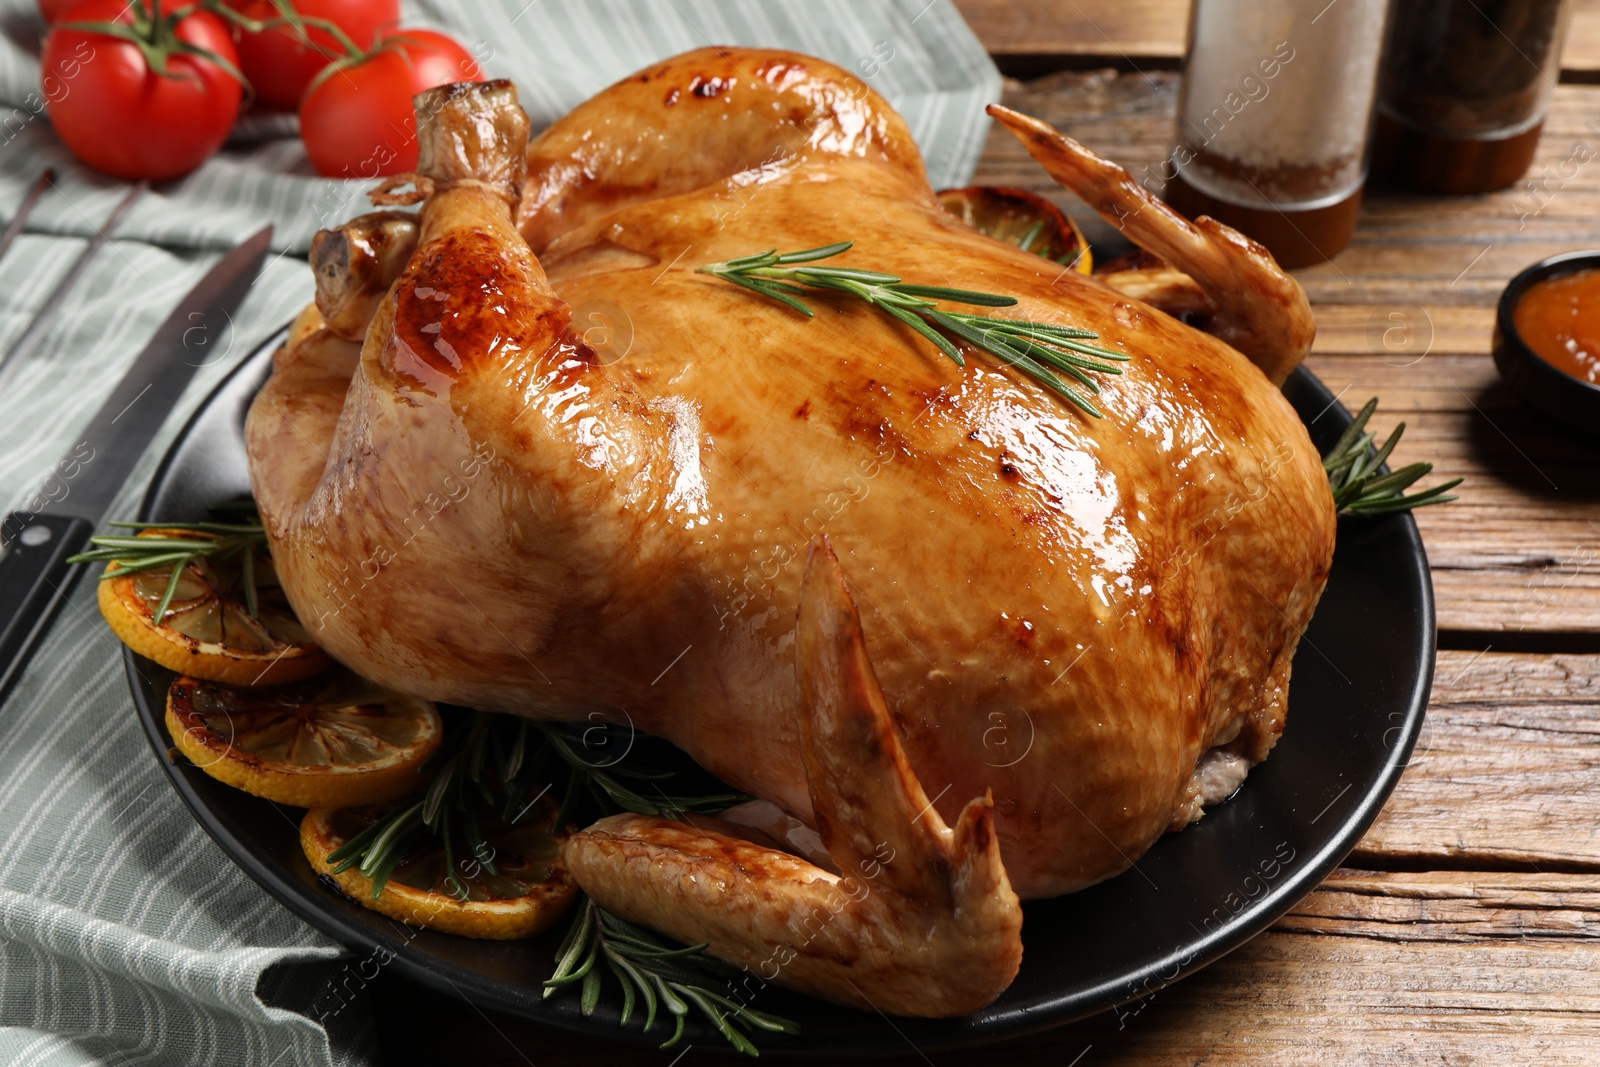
[1563,0,1600,77]
[1355,650,1600,869]
[374,870,1600,1065]
[1042,872,1600,1067]
[954,0,1600,77]
[952,0,1188,74]
[979,74,1600,633]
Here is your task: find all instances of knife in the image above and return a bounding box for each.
[0,226,273,706]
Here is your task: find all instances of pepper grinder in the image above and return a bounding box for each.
[1163,0,1390,268]
[1370,0,1572,194]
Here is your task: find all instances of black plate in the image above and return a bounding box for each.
[126,326,1433,1057]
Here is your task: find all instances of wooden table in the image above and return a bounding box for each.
[377,5,1600,1063]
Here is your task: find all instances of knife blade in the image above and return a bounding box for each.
[0,225,274,705]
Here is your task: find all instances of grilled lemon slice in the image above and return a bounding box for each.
[301,803,577,939]
[99,529,328,687]
[166,674,442,807]
[938,184,1093,273]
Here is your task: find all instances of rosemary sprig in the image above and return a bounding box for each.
[1324,398,1462,515]
[325,712,497,900]
[545,897,799,1055]
[66,514,268,624]
[697,242,1130,417]
[326,714,750,901]
[535,722,748,830]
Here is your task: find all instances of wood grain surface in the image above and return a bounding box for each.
[375,9,1600,1064]
[955,0,1600,78]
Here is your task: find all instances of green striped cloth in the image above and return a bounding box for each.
[0,3,998,1064]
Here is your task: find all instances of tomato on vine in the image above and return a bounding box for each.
[220,0,398,110]
[299,28,484,178]
[42,0,246,181]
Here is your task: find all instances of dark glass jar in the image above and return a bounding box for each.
[1371,0,1572,194]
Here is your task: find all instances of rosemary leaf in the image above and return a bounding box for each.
[923,309,1104,417]
[502,721,528,783]
[881,302,965,364]
[790,265,903,285]
[441,809,469,901]
[86,552,195,578]
[240,546,259,619]
[890,283,1017,306]
[151,563,186,627]
[105,520,264,533]
[722,271,815,317]
[774,241,853,263]
[610,950,660,1030]
[678,986,758,1057]
[580,962,603,1015]
[325,809,397,870]
[1018,218,1045,254]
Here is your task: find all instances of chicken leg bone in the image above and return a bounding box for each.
[564,538,1024,1018]
[310,211,419,342]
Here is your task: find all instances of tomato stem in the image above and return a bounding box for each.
[296,26,430,100]
[201,0,365,66]
[57,0,254,99]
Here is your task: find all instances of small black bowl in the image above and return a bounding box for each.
[1493,250,1600,436]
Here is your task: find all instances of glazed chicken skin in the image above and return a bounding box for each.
[248,51,1334,1015]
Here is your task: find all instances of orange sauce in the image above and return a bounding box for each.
[1514,270,1600,385]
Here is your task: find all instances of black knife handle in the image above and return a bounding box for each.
[0,512,95,706]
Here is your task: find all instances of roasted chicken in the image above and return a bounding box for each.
[247,50,1335,1017]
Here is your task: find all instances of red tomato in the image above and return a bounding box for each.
[223,0,399,110]
[38,0,81,22]
[299,29,484,179]
[42,0,243,181]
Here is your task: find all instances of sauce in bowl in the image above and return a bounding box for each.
[1512,269,1600,385]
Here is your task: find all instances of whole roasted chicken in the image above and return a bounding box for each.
[248,49,1334,1017]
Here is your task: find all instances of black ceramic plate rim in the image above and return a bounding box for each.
[124,325,1433,1058]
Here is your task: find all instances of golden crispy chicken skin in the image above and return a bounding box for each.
[247,49,1334,1007]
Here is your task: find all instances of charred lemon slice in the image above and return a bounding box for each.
[301,803,577,939]
[166,674,442,807]
[98,529,328,686]
[937,185,1093,274]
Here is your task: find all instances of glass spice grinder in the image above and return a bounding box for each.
[1370,0,1572,195]
[1163,0,1390,268]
